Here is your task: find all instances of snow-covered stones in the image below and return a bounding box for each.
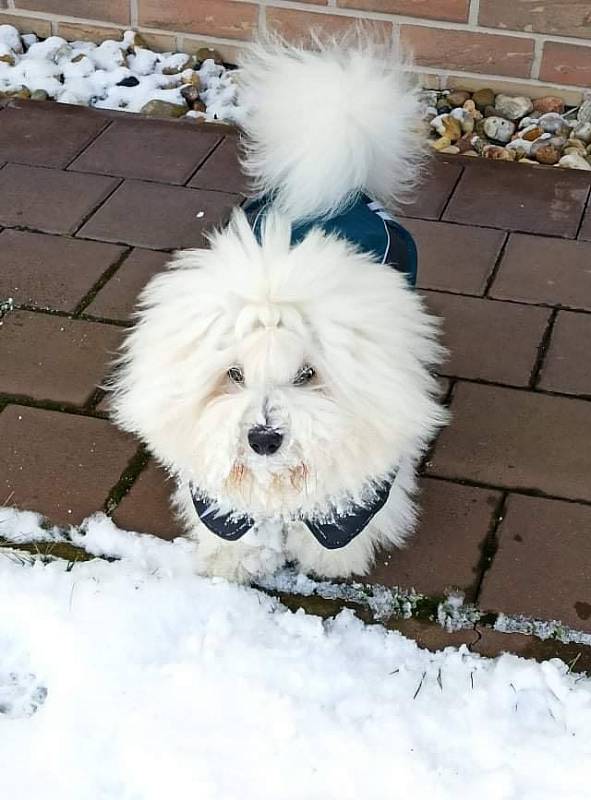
[127,46,159,76]
[161,52,193,75]
[0,25,243,124]
[0,24,23,54]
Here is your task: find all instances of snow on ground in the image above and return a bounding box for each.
[0,508,590,800]
[0,25,243,124]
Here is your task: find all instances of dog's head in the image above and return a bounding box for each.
[111,210,445,520]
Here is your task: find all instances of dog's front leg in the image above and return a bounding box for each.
[174,481,287,583]
[192,522,287,584]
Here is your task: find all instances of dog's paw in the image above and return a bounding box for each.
[0,671,48,719]
[197,539,286,584]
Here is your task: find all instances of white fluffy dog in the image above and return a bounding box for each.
[112,34,448,583]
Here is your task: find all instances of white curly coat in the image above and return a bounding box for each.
[111,35,448,582]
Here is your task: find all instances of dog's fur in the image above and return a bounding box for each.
[111,34,448,583]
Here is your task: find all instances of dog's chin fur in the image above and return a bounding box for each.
[111,33,449,583]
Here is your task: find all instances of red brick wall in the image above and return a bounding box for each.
[3,0,591,98]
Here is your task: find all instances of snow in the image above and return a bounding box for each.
[0,26,243,123]
[0,509,590,799]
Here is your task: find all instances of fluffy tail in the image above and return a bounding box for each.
[237,30,425,223]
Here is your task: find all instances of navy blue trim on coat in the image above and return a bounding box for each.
[191,474,395,550]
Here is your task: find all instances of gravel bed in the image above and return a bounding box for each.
[423,88,591,171]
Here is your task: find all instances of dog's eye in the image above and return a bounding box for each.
[293,365,315,386]
[227,366,244,385]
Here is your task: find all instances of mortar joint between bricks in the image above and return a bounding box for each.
[472,491,509,605]
[103,445,151,515]
[71,246,133,317]
[483,231,510,297]
[130,0,139,29]
[528,308,559,390]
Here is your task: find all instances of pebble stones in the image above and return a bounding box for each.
[472,88,495,111]
[180,84,200,105]
[578,95,591,124]
[482,116,515,143]
[530,137,563,165]
[447,90,471,108]
[431,113,462,141]
[139,99,187,118]
[483,144,515,161]
[572,122,591,144]
[560,153,591,170]
[533,96,565,115]
[117,76,140,87]
[195,47,224,65]
[506,138,532,159]
[537,112,571,137]
[494,94,533,121]
[426,87,591,172]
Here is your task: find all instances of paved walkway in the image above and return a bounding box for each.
[1,100,590,664]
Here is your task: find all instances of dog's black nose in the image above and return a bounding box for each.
[248,426,283,456]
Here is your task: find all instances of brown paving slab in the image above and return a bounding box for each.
[443,160,591,237]
[490,233,591,311]
[0,311,124,406]
[472,628,591,673]
[423,292,550,386]
[479,494,591,633]
[366,478,500,601]
[0,104,107,168]
[538,312,591,396]
[112,462,184,540]
[78,180,238,250]
[383,618,478,652]
[85,248,169,321]
[428,382,591,501]
[0,405,137,525]
[406,219,505,296]
[188,136,248,195]
[0,229,126,312]
[398,158,463,221]
[69,119,222,185]
[0,164,119,235]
